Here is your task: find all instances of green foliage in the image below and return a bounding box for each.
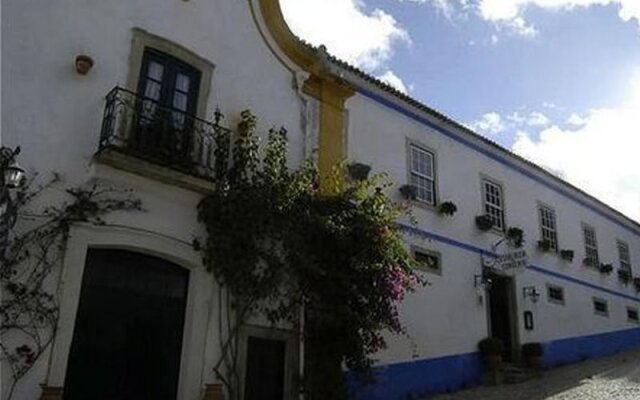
[196,110,423,399]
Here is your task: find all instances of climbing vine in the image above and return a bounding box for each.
[0,174,141,399]
[196,111,425,399]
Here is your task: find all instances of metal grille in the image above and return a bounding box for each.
[99,87,231,179]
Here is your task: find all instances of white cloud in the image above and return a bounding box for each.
[470,112,506,135]
[512,73,640,222]
[507,111,551,126]
[377,70,409,93]
[281,0,410,71]
[478,0,640,36]
[566,112,588,126]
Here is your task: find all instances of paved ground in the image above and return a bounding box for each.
[431,349,640,400]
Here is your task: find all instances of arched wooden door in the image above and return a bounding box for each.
[64,249,189,400]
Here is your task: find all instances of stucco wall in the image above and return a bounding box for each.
[345,89,640,368]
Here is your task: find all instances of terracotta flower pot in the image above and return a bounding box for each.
[75,54,94,75]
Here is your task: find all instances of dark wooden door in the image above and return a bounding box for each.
[244,336,287,400]
[488,274,514,361]
[135,48,201,162]
[63,249,189,400]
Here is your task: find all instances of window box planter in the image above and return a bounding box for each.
[475,215,494,232]
[399,184,417,200]
[347,162,371,182]
[618,269,632,284]
[521,342,544,370]
[537,240,552,252]
[438,201,457,216]
[599,263,613,275]
[560,249,574,262]
[507,227,524,248]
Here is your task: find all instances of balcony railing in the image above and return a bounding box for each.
[99,87,231,179]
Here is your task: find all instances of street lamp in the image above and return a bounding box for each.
[1,146,24,189]
[0,146,25,238]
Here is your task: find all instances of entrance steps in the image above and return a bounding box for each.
[503,364,535,384]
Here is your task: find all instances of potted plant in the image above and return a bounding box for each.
[399,184,417,200]
[521,342,544,370]
[478,337,504,369]
[475,215,494,232]
[537,240,552,252]
[618,269,632,284]
[599,263,613,275]
[633,277,640,292]
[438,201,457,216]
[506,227,524,248]
[560,249,574,262]
[347,162,371,182]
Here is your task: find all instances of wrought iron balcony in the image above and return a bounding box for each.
[99,87,231,179]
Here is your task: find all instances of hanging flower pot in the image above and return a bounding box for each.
[347,162,371,182]
[438,201,458,216]
[506,227,524,248]
[538,240,552,252]
[475,215,494,232]
[399,184,417,200]
[560,249,574,261]
[618,269,631,284]
[599,263,613,275]
[74,54,94,75]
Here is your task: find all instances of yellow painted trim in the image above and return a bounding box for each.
[258,0,355,192]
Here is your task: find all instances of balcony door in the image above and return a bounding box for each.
[63,249,189,400]
[135,48,201,163]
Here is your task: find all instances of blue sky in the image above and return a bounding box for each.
[281,0,640,222]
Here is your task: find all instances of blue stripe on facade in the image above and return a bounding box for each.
[357,86,640,238]
[348,352,483,400]
[398,224,640,303]
[544,327,640,368]
[350,327,640,399]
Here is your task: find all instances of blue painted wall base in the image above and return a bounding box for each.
[544,327,640,368]
[348,327,640,400]
[347,352,483,400]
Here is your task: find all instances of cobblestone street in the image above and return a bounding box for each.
[431,349,640,400]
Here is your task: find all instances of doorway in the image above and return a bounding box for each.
[63,249,189,400]
[487,273,517,362]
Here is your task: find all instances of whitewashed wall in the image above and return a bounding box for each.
[1,0,308,398]
[345,89,640,365]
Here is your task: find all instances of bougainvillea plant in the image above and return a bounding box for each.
[195,111,425,400]
[0,174,141,399]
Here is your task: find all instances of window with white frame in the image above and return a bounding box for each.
[409,144,436,205]
[593,297,608,317]
[627,307,639,323]
[539,206,558,251]
[618,240,632,272]
[547,284,565,305]
[482,179,505,231]
[583,225,599,267]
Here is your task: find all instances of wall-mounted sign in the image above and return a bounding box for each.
[482,250,528,275]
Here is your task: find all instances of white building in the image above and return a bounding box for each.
[2,1,639,400]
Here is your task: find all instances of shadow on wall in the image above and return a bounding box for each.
[346,352,483,400]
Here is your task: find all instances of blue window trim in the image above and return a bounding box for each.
[357,86,640,238]
[399,223,640,304]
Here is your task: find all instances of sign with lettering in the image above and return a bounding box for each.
[482,250,528,275]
